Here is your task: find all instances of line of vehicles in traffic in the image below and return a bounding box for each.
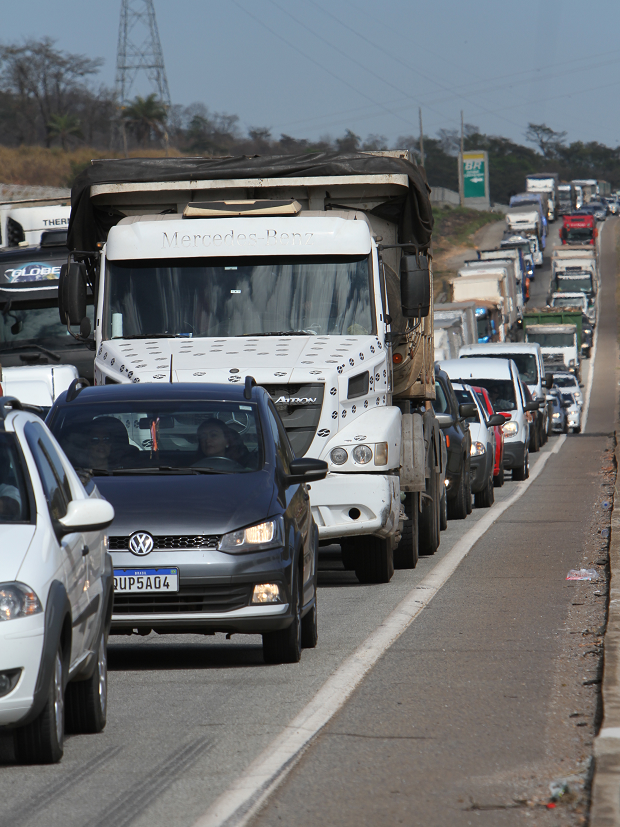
[0,156,596,765]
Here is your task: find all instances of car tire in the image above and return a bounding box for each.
[354,536,394,584]
[419,470,440,555]
[493,464,505,488]
[530,423,540,453]
[512,447,529,481]
[65,630,108,734]
[573,425,582,434]
[475,470,495,509]
[563,419,569,435]
[447,468,468,520]
[14,646,64,765]
[394,492,419,569]
[263,573,302,664]
[465,460,473,515]
[440,488,448,531]
[301,597,318,649]
[340,544,356,571]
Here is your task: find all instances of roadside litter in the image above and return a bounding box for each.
[566,569,599,581]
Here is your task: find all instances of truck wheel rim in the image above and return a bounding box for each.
[98,635,107,717]
[54,651,64,746]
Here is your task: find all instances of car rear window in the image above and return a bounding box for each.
[0,433,31,523]
[457,378,517,412]
[49,400,264,476]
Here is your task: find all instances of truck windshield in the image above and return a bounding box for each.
[557,276,592,293]
[526,332,575,347]
[566,228,593,242]
[0,302,94,347]
[105,255,374,339]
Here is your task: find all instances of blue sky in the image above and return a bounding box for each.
[4,0,620,147]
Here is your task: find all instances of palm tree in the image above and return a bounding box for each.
[47,113,83,150]
[121,94,168,146]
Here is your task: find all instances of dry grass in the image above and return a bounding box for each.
[0,145,186,188]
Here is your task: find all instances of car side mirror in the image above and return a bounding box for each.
[524,401,539,412]
[458,403,477,419]
[545,372,554,389]
[435,413,455,428]
[56,499,114,536]
[562,401,571,409]
[286,457,328,486]
[400,254,430,318]
[59,262,87,326]
[487,413,505,427]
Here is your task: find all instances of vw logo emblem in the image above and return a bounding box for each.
[129,532,154,556]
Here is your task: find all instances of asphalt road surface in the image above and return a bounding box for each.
[0,220,616,827]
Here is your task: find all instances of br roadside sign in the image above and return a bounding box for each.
[462,150,490,210]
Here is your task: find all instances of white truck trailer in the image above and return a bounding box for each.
[0,198,70,249]
[525,173,559,221]
[62,151,444,581]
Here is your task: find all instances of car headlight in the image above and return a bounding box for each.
[0,583,43,622]
[470,441,485,457]
[330,447,348,466]
[552,413,560,419]
[352,445,373,464]
[502,420,518,437]
[219,517,284,553]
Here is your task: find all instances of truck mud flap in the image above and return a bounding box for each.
[400,412,425,492]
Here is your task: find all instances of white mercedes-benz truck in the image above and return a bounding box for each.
[61,151,443,583]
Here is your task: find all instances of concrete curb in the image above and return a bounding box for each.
[591,439,620,826]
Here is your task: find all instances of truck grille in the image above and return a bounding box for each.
[109,535,220,551]
[113,584,252,614]
[261,383,324,456]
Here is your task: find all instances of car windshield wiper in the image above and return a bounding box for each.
[96,466,234,475]
[0,342,61,360]
[239,331,312,337]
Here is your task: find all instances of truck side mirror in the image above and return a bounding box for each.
[545,372,554,389]
[400,254,430,318]
[59,263,87,326]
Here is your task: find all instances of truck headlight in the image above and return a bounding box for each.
[502,420,518,437]
[219,517,283,553]
[352,445,372,464]
[330,447,348,465]
[470,442,485,457]
[0,583,42,622]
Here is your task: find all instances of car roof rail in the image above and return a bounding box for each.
[244,375,257,400]
[66,377,91,403]
[0,397,23,422]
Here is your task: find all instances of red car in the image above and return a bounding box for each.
[471,385,505,487]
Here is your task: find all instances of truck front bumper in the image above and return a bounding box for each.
[310,472,400,541]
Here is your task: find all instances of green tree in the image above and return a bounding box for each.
[525,123,567,158]
[47,113,82,150]
[121,93,168,146]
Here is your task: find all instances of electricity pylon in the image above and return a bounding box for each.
[115,0,171,106]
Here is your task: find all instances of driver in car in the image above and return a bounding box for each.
[195,419,250,467]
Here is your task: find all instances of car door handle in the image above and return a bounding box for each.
[81,545,90,557]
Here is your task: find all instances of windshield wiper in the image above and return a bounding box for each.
[239,331,311,337]
[92,466,234,475]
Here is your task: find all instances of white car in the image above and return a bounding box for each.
[559,390,582,433]
[553,372,584,407]
[439,357,537,481]
[0,395,114,764]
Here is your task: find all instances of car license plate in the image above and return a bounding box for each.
[114,568,179,593]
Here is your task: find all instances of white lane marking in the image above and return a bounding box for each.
[599,727,620,739]
[193,449,561,827]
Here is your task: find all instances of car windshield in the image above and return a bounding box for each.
[526,332,575,347]
[561,392,575,404]
[461,352,538,385]
[105,255,374,339]
[0,433,30,523]
[49,401,264,475]
[553,375,578,388]
[454,388,480,422]
[456,378,516,411]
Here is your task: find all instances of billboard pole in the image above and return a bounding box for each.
[418,107,425,168]
[459,110,465,207]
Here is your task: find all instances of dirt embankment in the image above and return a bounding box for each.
[432,206,506,300]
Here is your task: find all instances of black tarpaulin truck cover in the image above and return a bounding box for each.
[67,151,433,253]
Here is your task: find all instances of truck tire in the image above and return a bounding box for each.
[440,488,448,531]
[419,470,440,555]
[14,646,64,764]
[394,492,419,569]
[447,468,468,520]
[354,536,394,584]
[65,630,107,734]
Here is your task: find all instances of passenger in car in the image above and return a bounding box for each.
[86,417,139,469]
